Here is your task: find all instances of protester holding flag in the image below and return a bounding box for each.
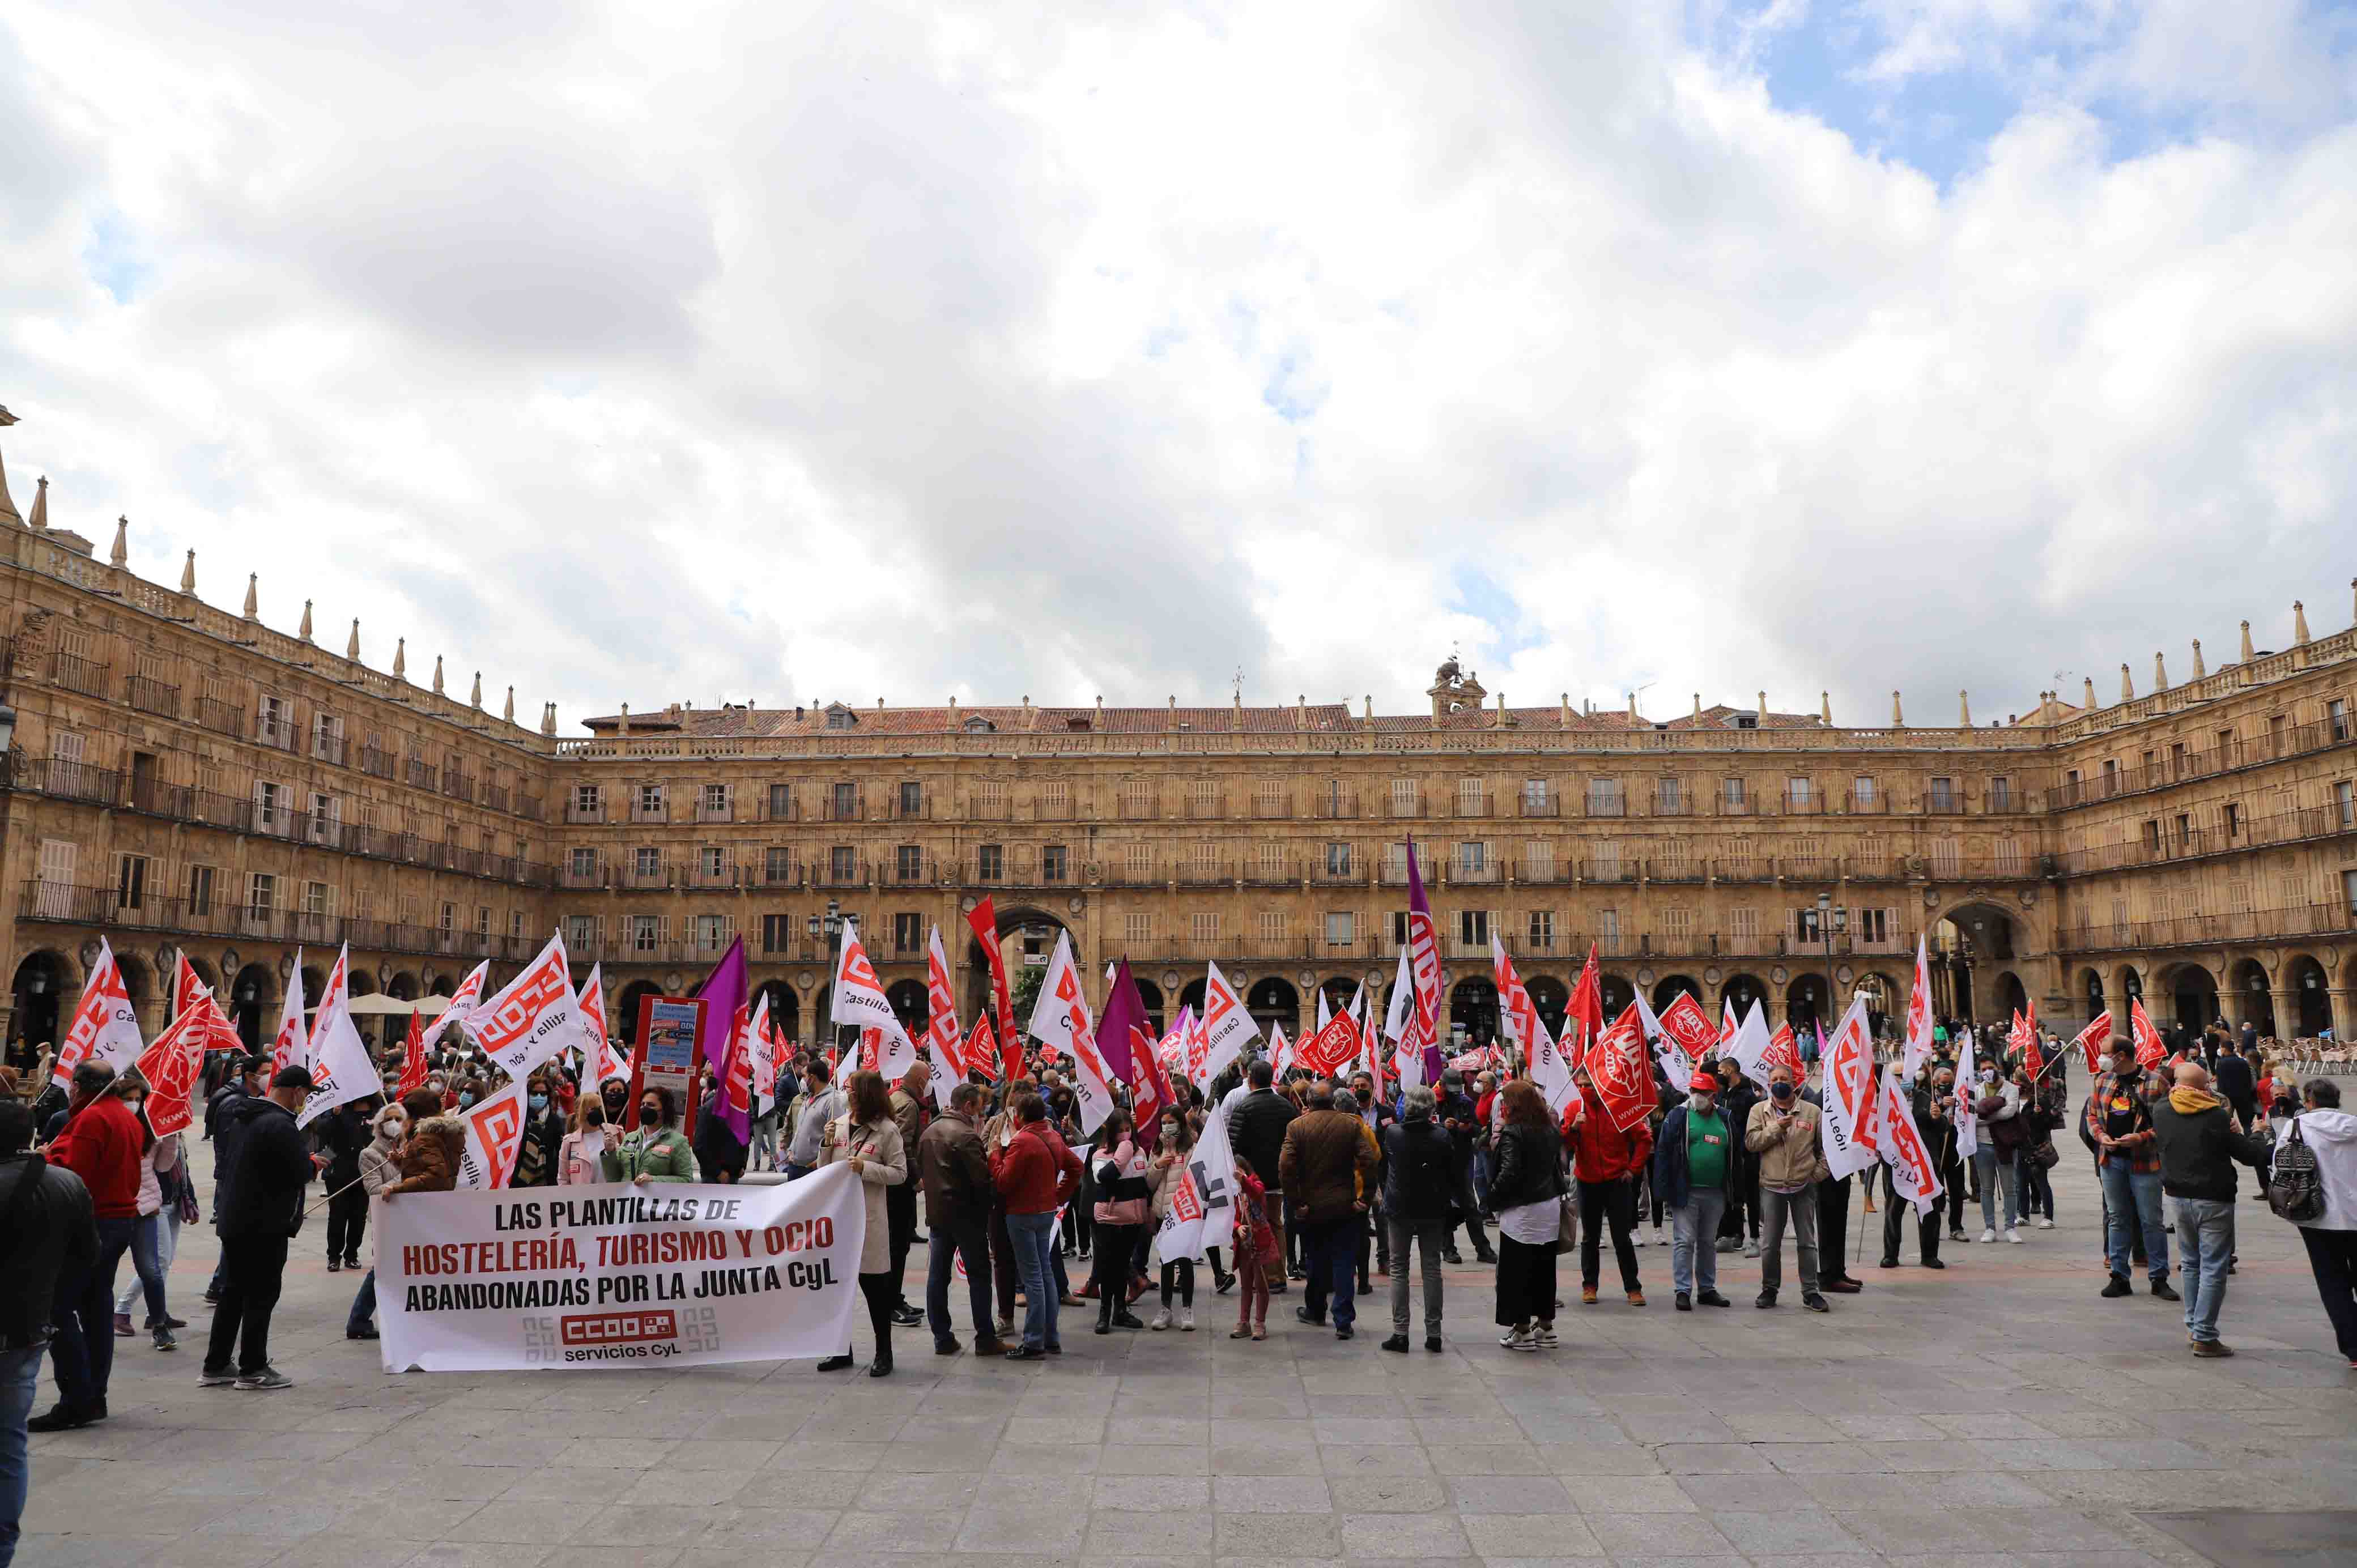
[343,1099,415,1343]
[1565,1068,1651,1308]
[113,1100,188,1352]
[992,1090,1082,1360]
[1087,1110,1152,1336]
[884,1062,931,1327]
[31,1061,144,1431]
[1490,1081,1568,1350]
[815,1069,909,1378]
[784,1059,844,1181]
[1146,1109,1198,1331]
[1880,1067,1957,1271]
[1969,1062,2025,1243]
[314,1096,375,1268]
[1,1094,97,1562]
[2086,1041,2176,1301]
[201,1066,319,1394]
[1227,1060,1300,1290]
[1654,1071,1738,1310]
[379,1088,463,1198]
[1745,1064,1828,1313]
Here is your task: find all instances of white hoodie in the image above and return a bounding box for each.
[2282,1109,2357,1232]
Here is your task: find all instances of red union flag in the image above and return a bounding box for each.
[1583,1003,1654,1131]
[1818,998,1878,1178]
[1657,992,1716,1063]
[580,964,628,1085]
[2129,997,2165,1070]
[723,1003,755,1118]
[963,1011,1000,1084]
[1763,1023,1801,1082]
[1300,1009,1359,1078]
[455,1078,529,1189]
[1877,1069,1944,1213]
[1199,960,1258,1085]
[830,917,917,1076]
[52,937,144,1093]
[2074,1011,2113,1073]
[1494,935,1573,1117]
[476,934,580,1080]
[269,952,307,1081]
[172,955,242,1059]
[966,897,1012,1046]
[398,1009,430,1099]
[132,1004,207,1139]
[171,955,210,1027]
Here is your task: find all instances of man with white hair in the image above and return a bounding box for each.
[2151,1059,2273,1357]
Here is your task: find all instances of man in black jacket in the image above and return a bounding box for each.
[1714,1060,1762,1255]
[1880,1069,1955,1270]
[314,1098,375,1271]
[1,1097,97,1562]
[1226,1060,1300,1290]
[2151,1061,2273,1357]
[1435,1071,1497,1265]
[1379,1086,1453,1353]
[201,1057,267,1306]
[203,1066,321,1392]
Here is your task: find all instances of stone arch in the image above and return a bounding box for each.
[887,978,930,1039]
[348,968,379,998]
[755,978,799,1047]
[963,904,1072,1026]
[1720,972,1768,1021]
[2286,953,2332,1037]
[385,971,419,1003]
[1318,978,1358,1026]
[1449,975,1498,1045]
[181,954,220,995]
[230,962,278,1049]
[1651,974,1703,1013]
[1785,973,1831,1034]
[2156,961,2219,1031]
[2080,966,2107,1020]
[1527,976,1569,1040]
[1598,972,1635,1021]
[1247,977,1300,1040]
[1991,969,2030,1022]
[616,980,663,1045]
[1933,900,2024,1022]
[2228,956,2273,1031]
[114,950,155,1010]
[1853,971,1900,1037]
[8,949,75,1054]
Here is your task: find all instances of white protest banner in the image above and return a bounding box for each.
[581,965,628,1085]
[1877,1070,1945,1214]
[831,918,917,1078]
[1724,1001,1775,1094]
[454,1078,531,1189]
[50,936,144,1090]
[1901,935,1937,1081]
[299,944,379,1129]
[270,951,307,1080]
[1029,932,1117,1135]
[1954,1026,1981,1161]
[922,927,963,1109]
[375,1165,867,1373]
[1155,1089,1237,1264]
[477,935,581,1081]
[1494,934,1574,1117]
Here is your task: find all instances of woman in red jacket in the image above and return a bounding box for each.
[1565,1068,1652,1307]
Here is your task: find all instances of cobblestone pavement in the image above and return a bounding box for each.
[22,1090,2357,1567]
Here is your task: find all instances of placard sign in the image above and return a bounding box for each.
[637,995,707,1096]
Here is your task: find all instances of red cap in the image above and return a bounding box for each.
[1688,1072,1720,1093]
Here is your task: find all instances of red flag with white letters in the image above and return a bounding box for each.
[2074,1011,2113,1073]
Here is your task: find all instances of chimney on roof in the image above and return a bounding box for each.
[2083,675,2096,708]
[1363,693,1372,722]
[109,515,128,568]
[393,637,406,681]
[1560,692,1570,727]
[503,685,514,723]
[25,476,48,533]
[2240,620,2254,662]
[2120,663,2133,702]
[2154,651,2167,691]
[2294,599,2311,645]
[619,704,630,736]
[180,549,197,596]
[2191,639,2205,679]
[542,702,556,737]
[346,619,360,661]
[297,599,312,643]
[1756,691,1767,722]
[946,696,957,732]
[242,573,258,622]
[1959,690,1971,727]
[1820,691,1831,725]
[1891,690,1904,727]
[432,656,445,696]
[1693,693,1701,718]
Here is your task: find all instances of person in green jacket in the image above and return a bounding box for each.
[602,1086,701,1184]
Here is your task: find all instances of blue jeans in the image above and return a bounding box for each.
[1672,1190,1728,1296]
[1006,1211,1061,1352]
[2173,1196,2234,1343]
[926,1220,993,1345]
[1300,1215,1358,1330]
[2100,1163,2168,1281]
[1,1341,41,1567]
[119,1213,169,1326]
[49,1216,133,1413]
[1973,1151,2019,1232]
[347,1269,377,1336]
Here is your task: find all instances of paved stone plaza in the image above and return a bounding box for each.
[20,1094,2357,1567]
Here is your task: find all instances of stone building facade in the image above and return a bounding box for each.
[3,419,2353,1060]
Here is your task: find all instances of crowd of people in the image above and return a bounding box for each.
[3,1009,2357,1567]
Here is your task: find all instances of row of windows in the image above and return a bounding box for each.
[49,846,534,940]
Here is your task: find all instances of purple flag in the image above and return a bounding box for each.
[1406,838,1447,1084]
[693,935,750,1142]
[1096,960,1142,1084]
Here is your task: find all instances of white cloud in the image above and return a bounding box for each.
[0,0,2352,734]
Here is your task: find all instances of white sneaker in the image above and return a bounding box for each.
[1633,1231,1648,1247]
[2037,1218,2054,1230]
[1179,1309,1195,1332]
[1653,1228,1669,1248]
[1499,1325,1536,1352]
[2005,1228,2022,1245]
[1979,1228,1997,1244]
[1149,1308,1172,1331]
[1533,1324,1559,1349]
[1743,1241,1761,1259]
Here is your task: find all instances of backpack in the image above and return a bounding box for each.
[2267,1119,2325,1224]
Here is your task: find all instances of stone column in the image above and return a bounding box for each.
[2271,982,2303,1045]
[2328,989,2357,1050]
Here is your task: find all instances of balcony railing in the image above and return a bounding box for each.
[565,796,607,824]
[358,746,395,781]
[309,731,349,766]
[127,675,180,718]
[1313,794,1362,820]
[1516,796,1560,818]
[13,757,121,806]
[48,651,110,699]
[254,713,296,750]
[810,858,871,890]
[195,696,243,738]
[2056,903,2352,953]
[405,759,439,791]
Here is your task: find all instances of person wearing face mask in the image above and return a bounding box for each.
[314,1096,375,1272]
[1146,1110,1198,1331]
[598,1077,631,1131]
[559,1095,612,1186]
[1971,1064,2024,1243]
[510,1076,567,1189]
[603,1088,699,1184]
[1745,1066,1828,1313]
[1880,1067,1957,1271]
[1652,1071,1737,1310]
[344,1101,411,1341]
[2086,1042,2175,1301]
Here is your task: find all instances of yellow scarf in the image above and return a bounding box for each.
[2168,1086,2222,1115]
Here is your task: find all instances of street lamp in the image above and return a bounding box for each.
[807,900,852,1054]
[1816,892,1835,1039]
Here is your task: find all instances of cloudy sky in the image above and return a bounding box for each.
[2,1,2352,732]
